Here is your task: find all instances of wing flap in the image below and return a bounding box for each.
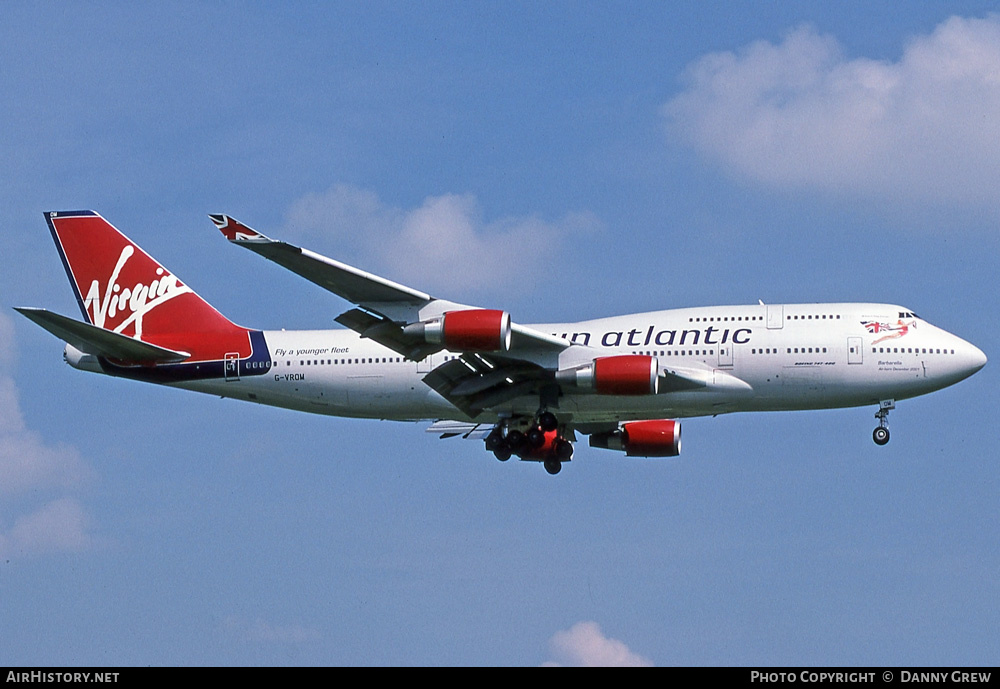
[425,420,495,440]
[334,307,439,360]
[422,354,553,416]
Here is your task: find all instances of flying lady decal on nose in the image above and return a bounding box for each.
[862,319,916,345]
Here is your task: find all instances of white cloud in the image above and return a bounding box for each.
[0,312,96,558]
[0,377,91,494]
[285,183,401,243]
[0,498,93,559]
[284,183,600,296]
[0,312,90,494]
[664,16,1000,210]
[543,621,653,667]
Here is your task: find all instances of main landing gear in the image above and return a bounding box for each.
[873,399,894,446]
[484,411,573,474]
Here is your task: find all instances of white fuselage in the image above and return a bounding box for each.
[160,302,986,425]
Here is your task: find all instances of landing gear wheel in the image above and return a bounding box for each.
[485,428,504,452]
[554,438,574,461]
[506,430,526,454]
[873,399,894,446]
[493,444,512,461]
[873,427,890,446]
[527,428,546,448]
[537,411,558,432]
[544,459,562,475]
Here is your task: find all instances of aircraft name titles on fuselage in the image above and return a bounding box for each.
[551,325,753,348]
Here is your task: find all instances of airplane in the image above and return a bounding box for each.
[16,210,987,475]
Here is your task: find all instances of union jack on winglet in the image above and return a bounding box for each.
[209,214,269,242]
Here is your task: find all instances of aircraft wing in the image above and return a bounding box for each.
[421,351,557,416]
[420,355,752,418]
[210,215,569,361]
[209,215,430,306]
[14,307,190,363]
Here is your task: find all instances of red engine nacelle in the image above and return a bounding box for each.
[556,355,659,395]
[589,419,681,457]
[405,309,512,352]
[442,309,512,352]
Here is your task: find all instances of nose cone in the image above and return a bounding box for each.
[926,335,987,392]
[952,337,987,383]
[968,342,988,375]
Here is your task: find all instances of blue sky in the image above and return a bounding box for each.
[2,2,998,666]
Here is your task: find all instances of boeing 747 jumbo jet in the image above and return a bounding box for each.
[18,211,987,475]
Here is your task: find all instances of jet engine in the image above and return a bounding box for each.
[589,419,681,457]
[63,343,103,373]
[404,309,512,352]
[556,355,659,395]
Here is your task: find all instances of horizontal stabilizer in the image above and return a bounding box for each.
[14,307,190,363]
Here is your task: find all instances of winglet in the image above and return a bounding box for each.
[209,215,271,242]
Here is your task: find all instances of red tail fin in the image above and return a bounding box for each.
[45,211,252,362]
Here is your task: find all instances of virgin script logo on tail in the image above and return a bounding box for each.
[83,245,192,337]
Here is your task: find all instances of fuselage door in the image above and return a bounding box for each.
[224,352,240,381]
[847,337,863,365]
[767,304,784,330]
[718,344,734,368]
[416,353,436,374]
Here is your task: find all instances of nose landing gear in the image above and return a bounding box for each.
[873,399,894,445]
